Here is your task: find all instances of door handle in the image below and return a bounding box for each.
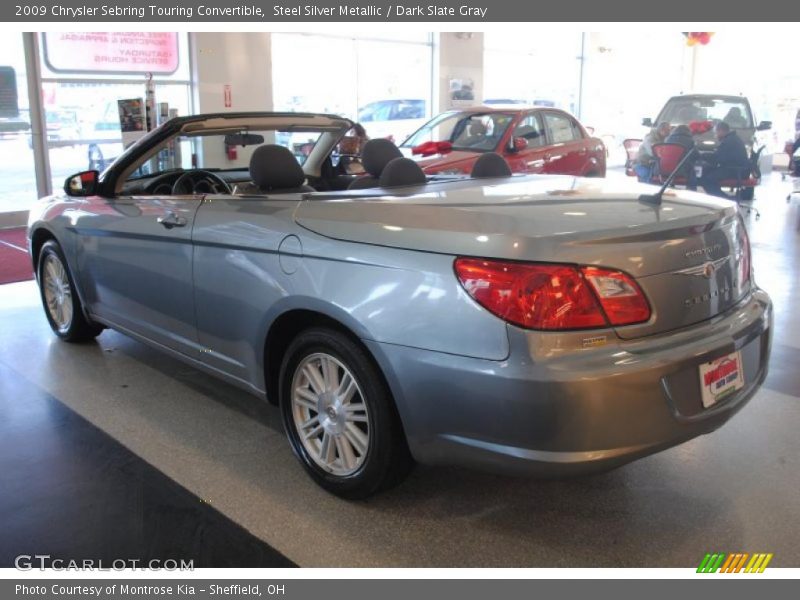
[157,212,187,229]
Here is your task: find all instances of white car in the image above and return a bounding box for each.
[358,99,427,143]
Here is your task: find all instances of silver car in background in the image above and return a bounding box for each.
[28,112,772,498]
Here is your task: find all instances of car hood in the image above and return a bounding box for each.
[295,175,738,278]
[401,148,479,173]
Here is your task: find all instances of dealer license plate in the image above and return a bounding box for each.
[699,351,744,408]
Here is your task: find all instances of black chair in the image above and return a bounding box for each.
[249,145,315,194]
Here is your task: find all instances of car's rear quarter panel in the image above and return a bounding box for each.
[191,196,510,394]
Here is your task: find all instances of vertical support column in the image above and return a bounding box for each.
[437,33,484,114]
[23,32,52,199]
[190,32,273,169]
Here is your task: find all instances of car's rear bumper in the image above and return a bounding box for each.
[366,288,772,476]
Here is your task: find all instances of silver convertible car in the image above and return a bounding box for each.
[28,112,772,498]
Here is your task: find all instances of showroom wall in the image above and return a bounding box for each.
[438,33,483,113]
[192,33,273,114]
[192,32,273,169]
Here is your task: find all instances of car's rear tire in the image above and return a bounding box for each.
[279,327,413,499]
[37,240,103,343]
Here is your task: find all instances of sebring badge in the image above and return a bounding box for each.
[684,244,722,259]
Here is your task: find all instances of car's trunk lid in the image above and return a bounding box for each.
[296,176,749,339]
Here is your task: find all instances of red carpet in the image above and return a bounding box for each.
[0,228,33,285]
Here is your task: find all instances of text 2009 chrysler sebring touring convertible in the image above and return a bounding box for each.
[28,112,771,498]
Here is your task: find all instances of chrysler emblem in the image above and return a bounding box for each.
[674,255,729,278]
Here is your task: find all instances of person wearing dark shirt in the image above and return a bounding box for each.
[664,124,698,189]
[698,121,750,197]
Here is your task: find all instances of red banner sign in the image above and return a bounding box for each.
[43,32,179,75]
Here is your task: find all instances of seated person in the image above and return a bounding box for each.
[723,107,748,129]
[677,105,702,124]
[335,123,369,176]
[634,122,671,182]
[460,120,489,147]
[697,121,751,198]
[664,124,698,189]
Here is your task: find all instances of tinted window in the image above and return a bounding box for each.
[659,97,754,129]
[544,112,578,144]
[512,113,546,147]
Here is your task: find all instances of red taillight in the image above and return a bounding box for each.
[580,267,651,326]
[454,258,650,331]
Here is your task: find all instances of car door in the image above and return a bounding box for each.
[190,194,301,387]
[503,112,550,173]
[541,111,588,175]
[73,192,202,357]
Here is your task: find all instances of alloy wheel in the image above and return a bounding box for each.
[42,254,73,334]
[291,352,370,476]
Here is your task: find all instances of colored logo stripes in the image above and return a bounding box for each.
[697,552,773,573]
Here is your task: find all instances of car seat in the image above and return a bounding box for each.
[249,145,315,193]
[348,139,403,189]
[379,157,427,188]
[471,152,512,178]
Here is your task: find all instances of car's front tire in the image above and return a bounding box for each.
[279,327,413,499]
[37,240,103,343]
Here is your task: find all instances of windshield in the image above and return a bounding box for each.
[402,112,515,152]
[125,129,323,182]
[658,97,754,129]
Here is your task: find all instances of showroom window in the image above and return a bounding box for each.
[37,32,193,194]
[483,32,583,115]
[690,33,800,154]
[0,34,37,214]
[271,33,434,144]
[579,32,687,165]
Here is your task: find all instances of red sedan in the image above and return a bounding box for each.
[400,107,606,177]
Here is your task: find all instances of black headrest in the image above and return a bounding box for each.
[379,157,427,188]
[249,145,306,191]
[361,139,403,177]
[471,152,512,178]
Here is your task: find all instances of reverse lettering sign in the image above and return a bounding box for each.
[43,32,179,75]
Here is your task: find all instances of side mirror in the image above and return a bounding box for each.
[757,121,772,131]
[509,137,528,152]
[642,118,653,127]
[64,170,99,197]
[585,126,595,135]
